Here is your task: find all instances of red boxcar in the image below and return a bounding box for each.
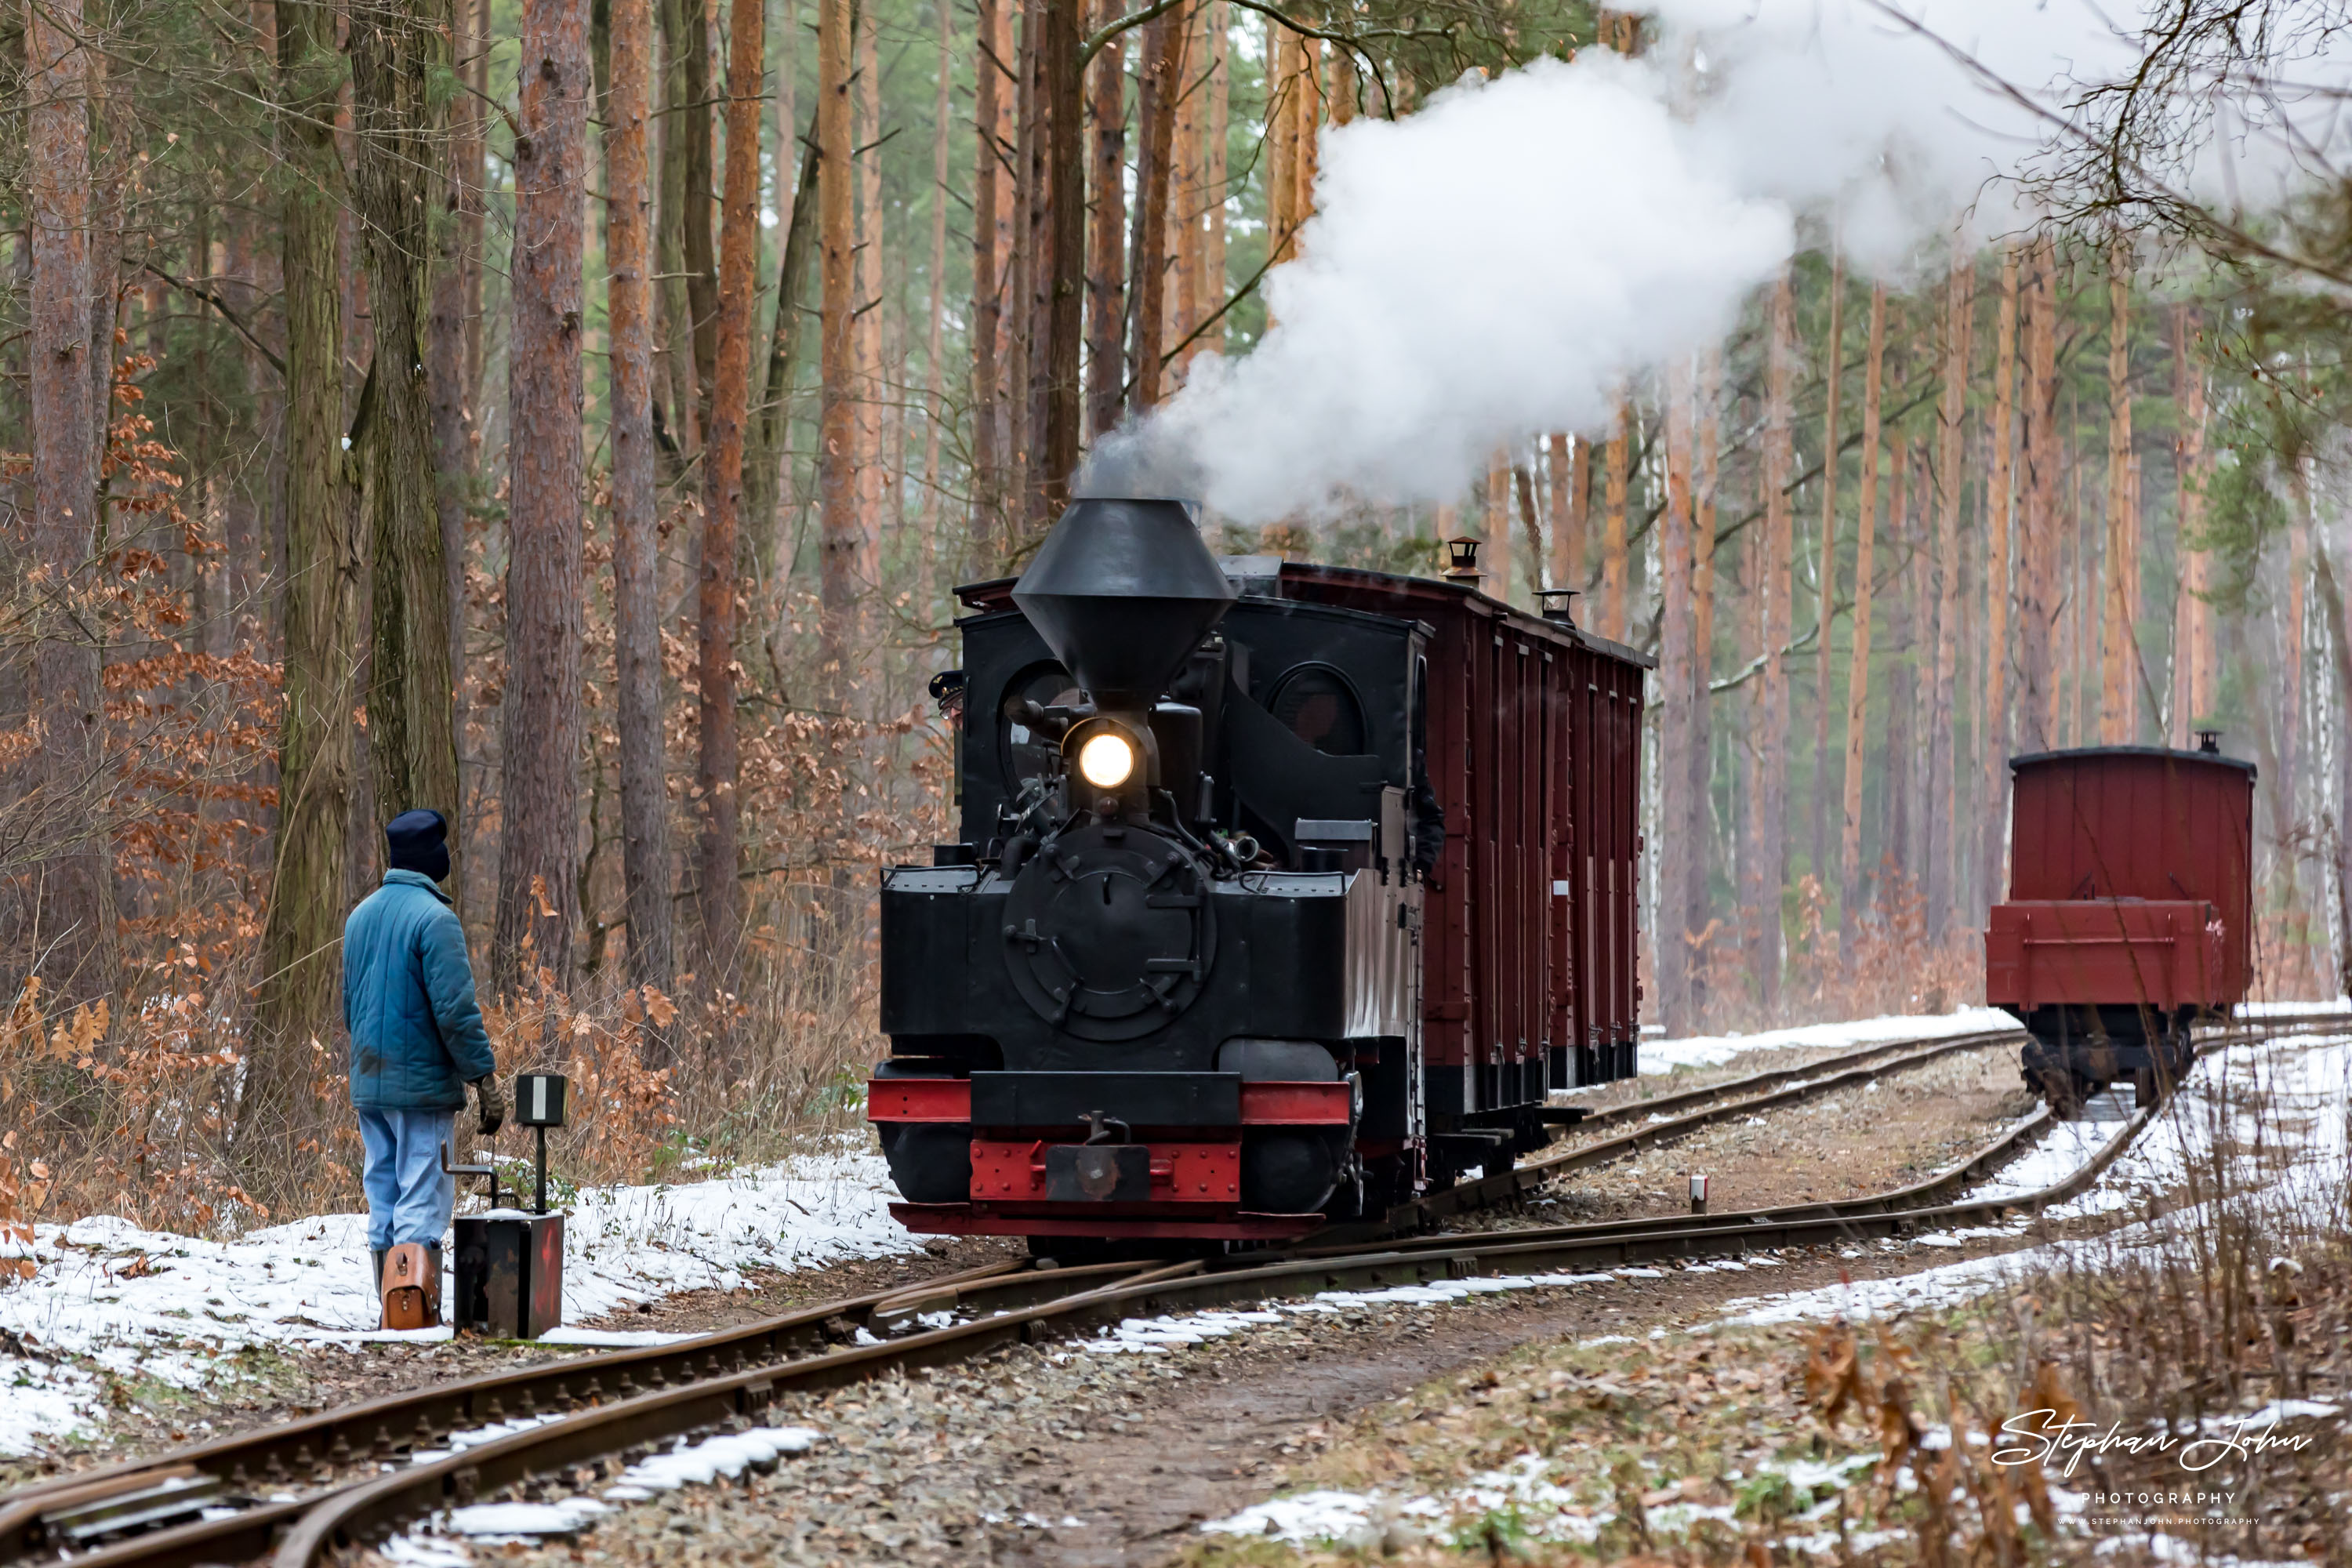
[1986,743,2255,1106]
[1269,563,1650,1128]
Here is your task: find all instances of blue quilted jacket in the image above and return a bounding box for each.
[343,870,496,1111]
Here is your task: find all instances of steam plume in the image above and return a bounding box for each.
[1076,0,2216,522]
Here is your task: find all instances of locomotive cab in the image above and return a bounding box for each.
[871,499,1428,1240]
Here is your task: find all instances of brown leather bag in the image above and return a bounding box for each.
[380,1242,440,1330]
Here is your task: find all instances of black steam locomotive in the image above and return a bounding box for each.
[868,497,1649,1243]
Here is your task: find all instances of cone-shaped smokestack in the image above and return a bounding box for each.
[1012,498,1235,710]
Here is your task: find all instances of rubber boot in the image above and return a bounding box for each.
[372,1249,387,1290]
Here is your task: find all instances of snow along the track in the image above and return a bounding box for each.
[1636,1006,2020,1074]
[0,1143,922,1453]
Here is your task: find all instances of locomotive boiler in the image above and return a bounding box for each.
[868,498,1650,1243]
[1984,740,2255,1110]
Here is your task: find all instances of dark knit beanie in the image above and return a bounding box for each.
[385,809,452,884]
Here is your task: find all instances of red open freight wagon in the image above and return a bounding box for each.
[1986,742,2255,1104]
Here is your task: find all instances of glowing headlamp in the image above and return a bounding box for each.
[1076,731,1138,789]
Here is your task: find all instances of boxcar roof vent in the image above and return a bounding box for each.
[2196,729,2222,753]
[1014,497,1236,710]
[1217,554,1283,597]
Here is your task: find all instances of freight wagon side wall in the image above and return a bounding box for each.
[1272,565,1649,1112]
[2008,749,2256,1004]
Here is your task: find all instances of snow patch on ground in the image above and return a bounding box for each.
[382,1426,828,1559]
[1639,1008,2020,1075]
[0,1146,915,1452]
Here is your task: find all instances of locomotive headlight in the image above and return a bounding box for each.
[1076,731,1138,789]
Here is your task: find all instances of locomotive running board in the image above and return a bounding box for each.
[887,1202,1324,1240]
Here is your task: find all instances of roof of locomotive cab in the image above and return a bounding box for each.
[2009,744,2257,779]
[951,561,1656,670]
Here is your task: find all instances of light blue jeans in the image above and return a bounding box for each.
[358,1108,459,1250]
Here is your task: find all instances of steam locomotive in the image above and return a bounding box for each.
[1984,741,2255,1111]
[868,498,1650,1243]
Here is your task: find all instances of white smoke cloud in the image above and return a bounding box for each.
[1079,0,2328,523]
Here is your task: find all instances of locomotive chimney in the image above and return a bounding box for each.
[1012,498,1236,711]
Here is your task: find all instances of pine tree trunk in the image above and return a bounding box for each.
[970,0,1007,558]
[1926,258,1972,935]
[430,0,484,701]
[253,0,356,1071]
[854,5,884,585]
[817,0,858,696]
[680,0,718,416]
[2016,236,2060,753]
[1882,430,1913,888]
[1200,2,1227,358]
[1128,8,1178,411]
[1982,249,2016,910]
[1482,449,1512,602]
[1839,283,1886,956]
[354,0,461,893]
[1083,2,1125,438]
[920,0,953,585]
[1657,359,1695,1036]
[2102,239,2138,744]
[1811,248,1843,894]
[655,0,699,456]
[1688,348,1719,1016]
[1602,400,1629,641]
[495,0,590,988]
[25,0,107,993]
[1546,434,1578,594]
[746,130,818,573]
[1040,0,1085,514]
[1751,272,1793,1015]
[2172,304,2210,742]
[605,0,672,987]
[691,0,761,970]
[1171,6,1203,386]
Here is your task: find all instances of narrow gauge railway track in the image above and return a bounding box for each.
[0,1018,2161,1568]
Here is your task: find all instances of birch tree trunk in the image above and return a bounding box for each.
[253,0,355,1062]
[693,0,762,970]
[1750,273,1794,1014]
[354,0,462,896]
[1981,249,2017,909]
[1839,284,1887,956]
[495,0,590,988]
[817,0,858,698]
[1084,1,1126,438]
[606,0,672,986]
[2102,238,2139,745]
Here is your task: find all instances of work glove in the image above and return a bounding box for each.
[472,1074,506,1138]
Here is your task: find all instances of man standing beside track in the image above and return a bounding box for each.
[343,810,505,1323]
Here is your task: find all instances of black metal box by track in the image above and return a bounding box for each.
[452,1213,564,1340]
